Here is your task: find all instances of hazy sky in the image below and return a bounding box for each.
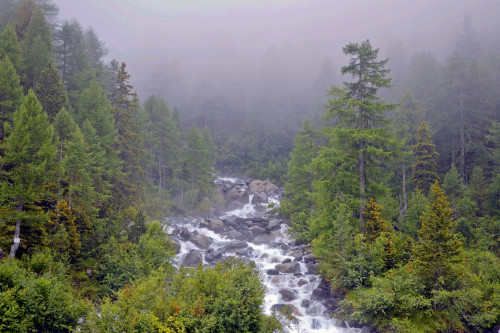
[52,0,500,100]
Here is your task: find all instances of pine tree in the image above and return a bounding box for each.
[20,8,52,89]
[35,63,68,122]
[0,56,23,140]
[14,0,37,40]
[326,40,394,229]
[185,125,214,202]
[0,25,23,76]
[443,164,464,215]
[84,26,107,70]
[110,62,142,205]
[364,198,396,268]
[412,120,438,195]
[413,181,463,291]
[1,90,56,258]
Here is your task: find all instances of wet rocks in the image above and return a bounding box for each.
[220,240,248,253]
[189,233,212,250]
[275,262,300,274]
[208,219,224,232]
[182,250,202,267]
[270,304,302,317]
[279,289,298,301]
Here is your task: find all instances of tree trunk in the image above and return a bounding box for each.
[359,141,366,231]
[459,93,466,184]
[9,200,23,258]
[399,155,408,216]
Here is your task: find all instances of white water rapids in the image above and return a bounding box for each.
[166,177,362,333]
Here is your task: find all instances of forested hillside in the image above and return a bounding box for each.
[281,27,500,333]
[0,0,499,332]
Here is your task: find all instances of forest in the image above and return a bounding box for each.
[0,0,499,332]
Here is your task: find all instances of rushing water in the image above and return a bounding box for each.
[167,178,361,333]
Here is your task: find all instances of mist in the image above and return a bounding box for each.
[53,1,499,115]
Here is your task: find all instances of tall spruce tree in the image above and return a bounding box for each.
[1,90,56,258]
[0,25,23,77]
[0,56,23,140]
[412,121,439,194]
[35,63,67,122]
[413,181,463,292]
[325,40,394,229]
[110,62,142,205]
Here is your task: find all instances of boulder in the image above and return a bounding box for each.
[306,303,323,316]
[249,180,278,195]
[209,219,224,232]
[297,279,308,287]
[248,226,266,237]
[182,250,202,267]
[225,185,249,206]
[279,289,298,301]
[251,191,268,204]
[275,262,301,274]
[301,299,311,308]
[312,319,322,329]
[220,240,248,253]
[267,218,281,230]
[225,230,245,241]
[266,269,280,275]
[252,233,276,244]
[190,234,212,250]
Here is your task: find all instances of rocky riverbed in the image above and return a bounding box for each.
[166,177,372,333]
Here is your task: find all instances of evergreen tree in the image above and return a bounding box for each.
[412,121,439,194]
[0,90,56,258]
[53,19,88,89]
[468,166,487,214]
[325,40,394,228]
[35,63,67,122]
[0,25,23,76]
[363,198,396,269]
[84,26,107,70]
[282,120,318,241]
[14,0,37,40]
[413,181,463,292]
[443,164,464,215]
[0,56,23,140]
[110,62,142,205]
[20,8,52,89]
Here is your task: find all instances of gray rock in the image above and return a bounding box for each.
[268,218,281,230]
[252,233,276,244]
[266,269,280,275]
[279,289,298,301]
[275,262,300,274]
[306,303,323,316]
[220,240,248,253]
[312,319,322,329]
[248,225,266,237]
[301,299,311,308]
[190,233,212,250]
[225,230,245,240]
[182,250,202,267]
[251,191,268,204]
[297,279,308,287]
[209,219,224,232]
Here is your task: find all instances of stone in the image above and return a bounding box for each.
[225,230,245,241]
[297,279,308,287]
[306,303,323,316]
[190,233,212,250]
[267,218,281,230]
[282,258,292,263]
[220,240,248,253]
[266,269,280,275]
[279,289,298,301]
[306,262,320,275]
[209,219,224,232]
[225,185,249,207]
[248,225,266,237]
[301,299,311,308]
[252,233,276,244]
[182,250,202,267]
[275,262,300,274]
[249,179,278,195]
[251,191,268,204]
[312,319,322,329]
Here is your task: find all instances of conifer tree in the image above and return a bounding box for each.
[20,8,52,88]
[0,56,23,140]
[14,0,37,40]
[1,90,56,258]
[110,62,142,204]
[326,40,394,229]
[412,121,439,194]
[35,63,68,122]
[364,198,395,268]
[443,164,464,215]
[413,181,463,291]
[0,25,23,76]
[185,125,214,201]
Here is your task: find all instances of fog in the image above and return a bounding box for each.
[53,0,500,128]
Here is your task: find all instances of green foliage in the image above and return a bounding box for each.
[0,25,23,78]
[0,253,89,332]
[35,63,67,122]
[83,258,277,333]
[0,90,56,257]
[412,121,439,194]
[0,55,23,140]
[413,181,463,292]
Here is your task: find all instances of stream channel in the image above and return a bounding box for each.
[167,177,364,333]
